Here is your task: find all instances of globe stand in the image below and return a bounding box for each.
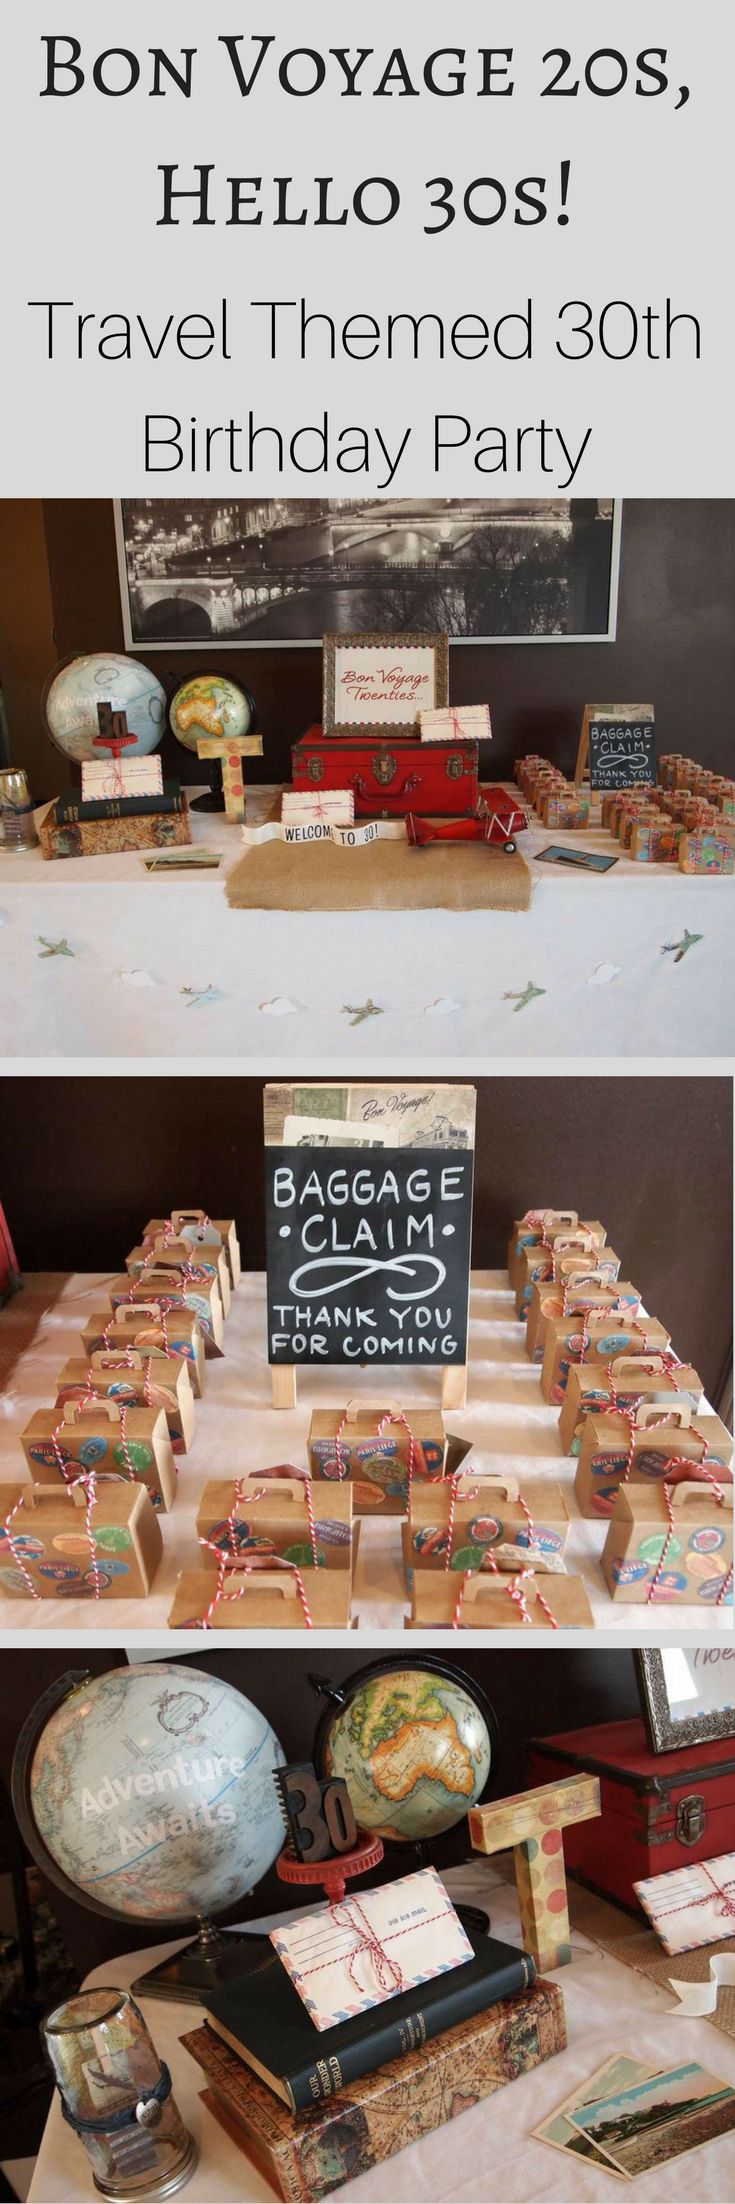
[191,760,225,813]
[131,1915,273,2006]
[276,1832,385,1908]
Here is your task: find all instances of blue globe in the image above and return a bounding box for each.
[45,653,167,763]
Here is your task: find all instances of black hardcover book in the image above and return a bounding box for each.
[202,1927,535,2112]
[55,782,184,823]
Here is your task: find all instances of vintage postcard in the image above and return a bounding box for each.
[264,1082,476,1149]
[270,1867,472,2032]
[634,1851,735,1955]
[535,844,619,873]
[569,2060,735,2179]
[534,2053,656,2176]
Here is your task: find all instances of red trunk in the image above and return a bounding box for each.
[292,729,479,817]
[528,1718,735,1912]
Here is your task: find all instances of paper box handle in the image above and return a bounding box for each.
[226,1570,298,1598]
[140,1269,185,1289]
[346,1396,404,1423]
[610,1355,671,1377]
[62,1399,122,1426]
[452,1473,520,1502]
[91,1350,145,1371]
[22,1482,89,1511]
[670,1482,733,1512]
[551,1231,594,1255]
[172,1209,223,1241]
[233,1476,307,1510]
[461,1572,547,1608]
[123,1301,165,1322]
[635,1401,692,1431]
[548,1210,578,1229]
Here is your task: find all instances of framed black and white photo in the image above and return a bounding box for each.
[637,1650,735,1754]
[114,498,622,649]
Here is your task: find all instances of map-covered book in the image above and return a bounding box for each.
[181,1977,565,2201]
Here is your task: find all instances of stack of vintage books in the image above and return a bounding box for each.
[39,779,192,859]
[180,1926,565,2201]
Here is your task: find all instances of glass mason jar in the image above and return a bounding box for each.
[42,1988,196,2200]
[0,767,39,849]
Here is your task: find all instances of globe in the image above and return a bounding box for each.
[169,675,256,755]
[44,653,167,763]
[19,1663,285,1924]
[314,1659,496,1845]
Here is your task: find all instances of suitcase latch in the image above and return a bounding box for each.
[372,753,397,787]
[676,1793,706,1846]
[307,758,325,783]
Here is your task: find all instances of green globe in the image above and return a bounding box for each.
[169,675,255,755]
[44,653,166,763]
[315,1660,495,1844]
[17,1663,285,1923]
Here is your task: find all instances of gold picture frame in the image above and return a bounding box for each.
[323,631,449,738]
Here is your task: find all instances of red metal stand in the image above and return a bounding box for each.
[276,1833,384,1906]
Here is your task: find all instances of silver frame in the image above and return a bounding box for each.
[114,500,623,652]
[636,1651,735,1755]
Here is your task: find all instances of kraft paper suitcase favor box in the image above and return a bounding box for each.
[539,1289,645,1400]
[142,1210,242,1288]
[0,1479,162,1600]
[679,830,735,873]
[196,1478,355,1574]
[541,1306,670,1405]
[507,1210,608,1293]
[601,1480,733,1605]
[292,730,479,818]
[169,1564,352,1630]
[307,1399,446,1516]
[528,1717,735,1913]
[558,1352,705,1454]
[402,1475,571,1582]
[575,1399,732,1519]
[108,1268,225,1354]
[126,1237,232,1320]
[81,1302,207,1398]
[21,1398,177,1512]
[54,1350,196,1454]
[514,1224,609,1318]
[525,1263,625,1364]
[408,1569,594,1631]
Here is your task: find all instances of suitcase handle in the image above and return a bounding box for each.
[635,1401,692,1431]
[351,772,422,800]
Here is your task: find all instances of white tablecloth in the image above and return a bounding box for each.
[27,1862,735,2204]
[1,789,732,1059]
[0,1270,728,1639]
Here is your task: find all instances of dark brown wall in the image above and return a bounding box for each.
[0,1076,731,1405]
[1,1646,639,1973]
[0,501,733,797]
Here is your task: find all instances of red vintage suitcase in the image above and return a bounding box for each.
[292,728,479,818]
[528,1718,735,1914]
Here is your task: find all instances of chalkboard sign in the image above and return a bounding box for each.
[576,703,655,791]
[264,1142,474,1367]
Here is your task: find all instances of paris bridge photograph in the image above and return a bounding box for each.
[117,497,619,648]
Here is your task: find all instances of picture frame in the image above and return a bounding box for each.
[323,631,449,737]
[114,499,622,650]
[636,1649,735,1754]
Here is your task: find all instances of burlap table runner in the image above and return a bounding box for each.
[568,1881,735,2043]
[227,833,532,912]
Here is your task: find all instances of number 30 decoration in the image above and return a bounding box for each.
[274,1763,358,1862]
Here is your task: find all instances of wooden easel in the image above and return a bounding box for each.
[271,1363,468,1411]
[196,732,263,821]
